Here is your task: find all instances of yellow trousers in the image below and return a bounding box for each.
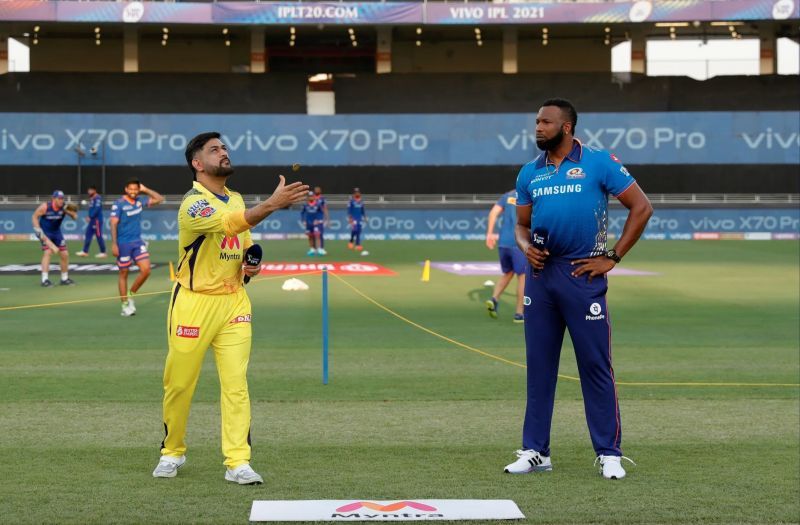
[161,283,253,468]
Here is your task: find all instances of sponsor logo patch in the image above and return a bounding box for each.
[620,166,631,177]
[566,167,586,179]
[176,325,200,338]
[230,314,252,324]
[610,153,622,164]
[586,302,605,321]
[220,236,240,250]
[187,199,216,219]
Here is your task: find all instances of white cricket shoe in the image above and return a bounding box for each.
[317,248,327,256]
[95,252,108,258]
[127,296,136,312]
[595,455,635,480]
[75,251,89,257]
[121,302,136,317]
[504,449,552,474]
[225,464,264,485]
[152,455,186,478]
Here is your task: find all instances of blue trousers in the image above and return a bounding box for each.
[82,218,106,253]
[522,257,622,457]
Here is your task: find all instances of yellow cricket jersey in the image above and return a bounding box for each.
[176,181,254,295]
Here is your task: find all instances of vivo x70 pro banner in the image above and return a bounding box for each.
[0,112,797,167]
[0,209,797,241]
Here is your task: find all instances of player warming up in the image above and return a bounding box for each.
[485,189,527,323]
[75,185,107,258]
[505,98,652,480]
[300,191,324,256]
[32,190,78,286]
[313,186,329,255]
[110,179,164,317]
[153,132,308,485]
[347,187,367,251]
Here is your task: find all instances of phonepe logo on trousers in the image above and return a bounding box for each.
[523,296,532,306]
[586,302,605,321]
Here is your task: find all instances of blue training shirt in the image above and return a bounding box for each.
[495,190,518,249]
[40,201,65,234]
[88,194,103,221]
[348,198,366,222]
[515,140,636,259]
[110,196,150,244]
[301,201,324,226]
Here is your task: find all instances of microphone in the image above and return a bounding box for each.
[531,228,549,277]
[243,244,262,284]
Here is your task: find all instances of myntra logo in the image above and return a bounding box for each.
[335,501,437,512]
[221,236,240,249]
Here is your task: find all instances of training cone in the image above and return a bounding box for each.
[421,259,431,282]
[169,261,176,282]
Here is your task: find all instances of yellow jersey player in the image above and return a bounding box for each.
[153,132,308,485]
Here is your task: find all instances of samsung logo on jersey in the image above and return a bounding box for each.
[531,184,582,199]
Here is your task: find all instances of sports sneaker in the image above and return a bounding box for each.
[60,278,75,285]
[355,245,363,251]
[486,298,498,319]
[41,279,53,287]
[317,248,327,256]
[95,252,108,258]
[347,242,354,249]
[513,313,524,323]
[152,455,186,478]
[75,251,89,257]
[121,302,135,317]
[306,248,317,256]
[128,294,136,312]
[225,464,264,485]
[595,455,635,480]
[504,449,552,474]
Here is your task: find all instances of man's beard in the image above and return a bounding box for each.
[208,163,234,178]
[536,128,564,151]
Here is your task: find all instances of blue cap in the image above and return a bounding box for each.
[52,190,65,198]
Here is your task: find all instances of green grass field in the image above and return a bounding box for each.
[0,240,798,524]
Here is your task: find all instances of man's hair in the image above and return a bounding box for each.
[87,185,97,191]
[125,177,140,187]
[541,98,578,133]
[185,132,221,179]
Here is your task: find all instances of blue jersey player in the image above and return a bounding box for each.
[75,186,107,258]
[110,179,164,316]
[347,188,366,251]
[504,99,652,480]
[31,190,78,286]
[300,192,324,256]
[313,186,329,255]
[485,190,527,323]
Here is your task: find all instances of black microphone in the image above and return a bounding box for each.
[531,228,549,277]
[243,244,262,284]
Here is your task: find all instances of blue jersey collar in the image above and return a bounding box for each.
[534,139,583,169]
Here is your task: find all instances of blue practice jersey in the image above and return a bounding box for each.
[301,202,324,225]
[347,198,366,222]
[110,196,150,244]
[515,140,635,259]
[88,194,103,221]
[495,190,518,249]
[40,201,66,234]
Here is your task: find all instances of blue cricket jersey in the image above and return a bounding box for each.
[88,194,103,221]
[110,196,150,243]
[515,140,636,259]
[347,198,366,222]
[301,201,324,226]
[40,201,65,234]
[496,190,518,249]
